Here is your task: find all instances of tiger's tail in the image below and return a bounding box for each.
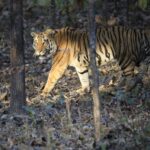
[145,29,150,40]
[144,29,150,56]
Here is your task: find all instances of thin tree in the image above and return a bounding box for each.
[10,0,26,112]
[88,0,101,147]
[101,0,109,25]
[65,0,71,25]
[49,0,56,28]
[126,0,129,25]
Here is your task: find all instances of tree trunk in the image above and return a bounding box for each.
[101,0,109,25]
[65,0,71,25]
[49,0,56,28]
[126,0,129,25]
[10,0,26,113]
[88,0,101,147]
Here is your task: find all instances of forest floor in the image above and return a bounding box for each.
[0,1,150,150]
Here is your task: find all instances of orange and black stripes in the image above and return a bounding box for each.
[31,26,150,94]
[32,26,150,76]
[56,26,149,75]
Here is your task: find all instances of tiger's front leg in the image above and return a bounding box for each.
[75,66,90,94]
[41,71,59,97]
[41,50,70,97]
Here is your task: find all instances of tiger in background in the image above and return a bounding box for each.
[31,26,150,96]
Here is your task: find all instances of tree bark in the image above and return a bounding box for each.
[10,0,26,112]
[65,0,71,25]
[88,0,101,147]
[49,0,56,28]
[126,0,129,25]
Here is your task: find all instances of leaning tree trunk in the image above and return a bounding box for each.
[10,0,26,112]
[88,0,101,148]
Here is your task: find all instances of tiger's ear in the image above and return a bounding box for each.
[44,29,57,36]
[31,32,37,37]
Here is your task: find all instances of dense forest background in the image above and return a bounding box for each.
[0,0,150,149]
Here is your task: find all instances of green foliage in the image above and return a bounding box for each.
[138,0,148,10]
[55,0,64,9]
[55,0,88,11]
[38,0,50,6]
[28,0,88,10]
[29,0,50,7]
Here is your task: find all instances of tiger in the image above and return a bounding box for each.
[31,26,150,96]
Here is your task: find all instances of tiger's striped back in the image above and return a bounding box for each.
[54,26,150,76]
[95,26,150,75]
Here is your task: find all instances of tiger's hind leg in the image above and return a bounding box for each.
[75,66,90,94]
[121,61,135,77]
[119,61,141,91]
[117,61,135,87]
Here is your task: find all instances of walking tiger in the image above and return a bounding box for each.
[31,26,150,96]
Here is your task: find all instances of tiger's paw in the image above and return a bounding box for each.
[40,91,49,97]
[76,87,90,95]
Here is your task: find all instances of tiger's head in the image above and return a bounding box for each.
[31,29,57,57]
